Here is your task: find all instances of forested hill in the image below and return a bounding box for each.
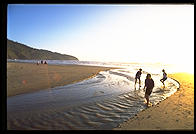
[7,39,79,60]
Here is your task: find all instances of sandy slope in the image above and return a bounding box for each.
[114,73,194,130]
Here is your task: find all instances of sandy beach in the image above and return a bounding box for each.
[114,73,194,130]
[7,62,116,97]
[7,62,194,130]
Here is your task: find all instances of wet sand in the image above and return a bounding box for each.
[7,62,116,97]
[7,65,180,130]
[114,73,194,130]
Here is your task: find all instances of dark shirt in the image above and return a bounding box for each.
[163,72,167,79]
[145,79,154,89]
[135,71,142,78]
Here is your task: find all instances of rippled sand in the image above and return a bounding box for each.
[114,73,194,130]
[7,63,179,130]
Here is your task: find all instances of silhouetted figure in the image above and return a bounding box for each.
[44,61,47,64]
[134,68,142,90]
[41,60,43,64]
[160,69,167,88]
[143,74,154,107]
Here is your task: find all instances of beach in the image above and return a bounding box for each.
[114,73,194,130]
[7,62,116,97]
[7,62,193,130]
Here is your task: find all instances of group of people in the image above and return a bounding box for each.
[134,68,167,107]
[37,60,47,65]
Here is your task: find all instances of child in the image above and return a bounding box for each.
[143,74,154,107]
[134,68,142,90]
[160,69,167,88]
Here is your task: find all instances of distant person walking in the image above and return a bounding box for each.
[160,69,167,88]
[143,74,154,107]
[41,60,43,64]
[134,68,142,90]
[44,61,47,64]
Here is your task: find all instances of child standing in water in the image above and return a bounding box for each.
[160,69,167,88]
[134,68,142,90]
[143,74,154,107]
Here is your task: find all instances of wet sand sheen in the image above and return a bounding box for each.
[7,63,180,130]
[114,73,194,130]
[7,62,117,97]
[8,80,178,130]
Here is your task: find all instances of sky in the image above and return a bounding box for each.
[7,4,194,73]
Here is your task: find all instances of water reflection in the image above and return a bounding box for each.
[7,68,179,130]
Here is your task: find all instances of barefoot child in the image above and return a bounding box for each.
[143,74,154,107]
[134,68,142,90]
[160,69,167,88]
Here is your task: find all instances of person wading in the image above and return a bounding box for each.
[134,68,142,90]
[160,69,167,89]
[143,73,154,107]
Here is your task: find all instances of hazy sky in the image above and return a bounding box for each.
[7,4,194,67]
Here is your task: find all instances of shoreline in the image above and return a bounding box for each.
[7,62,118,97]
[114,73,194,130]
[7,62,194,130]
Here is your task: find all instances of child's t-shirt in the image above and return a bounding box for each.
[145,79,154,89]
[136,71,142,78]
[163,72,167,79]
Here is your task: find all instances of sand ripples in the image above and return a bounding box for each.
[7,68,179,130]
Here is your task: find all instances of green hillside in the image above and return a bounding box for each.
[7,39,79,60]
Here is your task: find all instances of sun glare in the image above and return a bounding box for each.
[64,5,194,71]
